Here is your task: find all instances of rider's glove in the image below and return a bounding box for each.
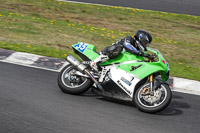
[147,54,154,60]
[140,52,154,60]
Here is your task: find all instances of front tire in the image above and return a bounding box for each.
[57,64,93,95]
[134,83,172,113]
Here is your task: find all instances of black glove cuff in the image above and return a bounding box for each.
[140,52,144,56]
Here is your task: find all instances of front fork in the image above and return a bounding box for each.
[149,60,154,95]
[142,60,154,95]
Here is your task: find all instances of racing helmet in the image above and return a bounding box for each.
[134,30,152,51]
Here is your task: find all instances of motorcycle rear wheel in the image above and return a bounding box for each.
[134,83,172,113]
[57,64,93,95]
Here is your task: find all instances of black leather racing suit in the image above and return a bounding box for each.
[100,36,148,59]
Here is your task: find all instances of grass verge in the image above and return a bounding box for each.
[0,0,199,80]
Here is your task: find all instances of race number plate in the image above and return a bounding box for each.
[74,42,88,53]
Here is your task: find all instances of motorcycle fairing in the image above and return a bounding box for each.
[117,61,169,81]
[72,42,99,61]
[100,51,145,65]
[99,66,141,98]
[101,51,169,81]
[72,42,169,81]
[100,77,132,101]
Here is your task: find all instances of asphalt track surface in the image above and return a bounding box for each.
[62,0,200,16]
[1,61,200,133]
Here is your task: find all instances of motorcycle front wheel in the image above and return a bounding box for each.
[57,64,93,95]
[134,83,172,113]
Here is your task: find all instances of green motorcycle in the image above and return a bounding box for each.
[57,42,172,113]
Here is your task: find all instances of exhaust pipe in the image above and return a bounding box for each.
[66,55,87,72]
[66,55,104,92]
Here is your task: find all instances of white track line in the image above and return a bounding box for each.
[58,0,147,11]
[58,0,122,7]
[58,0,195,17]
[0,59,60,72]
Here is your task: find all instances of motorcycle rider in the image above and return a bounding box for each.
[90,30,154,71]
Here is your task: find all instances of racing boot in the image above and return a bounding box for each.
[90,53,109,72]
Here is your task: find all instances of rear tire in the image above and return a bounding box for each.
[134,83,172,113]
[57,64,93,95]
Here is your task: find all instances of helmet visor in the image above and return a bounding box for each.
[139,34,151,47]
[136,40,146,51]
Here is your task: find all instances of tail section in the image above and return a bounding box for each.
[72,42,99,61]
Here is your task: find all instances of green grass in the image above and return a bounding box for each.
[0,41,76,58]
[0,0,200,80]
